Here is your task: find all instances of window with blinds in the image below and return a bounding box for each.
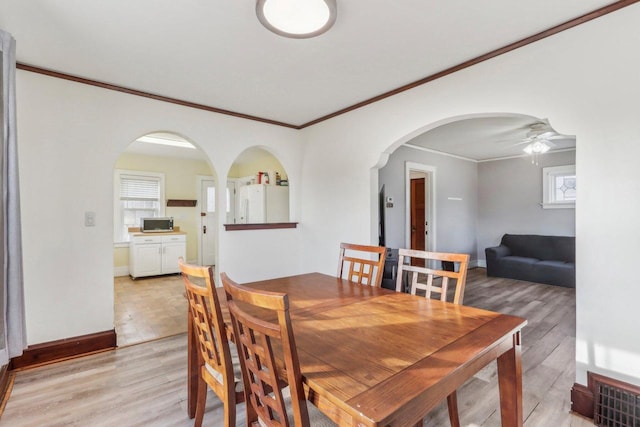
[114,170,165,242]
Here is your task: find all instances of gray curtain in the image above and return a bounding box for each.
[0,29,26,365]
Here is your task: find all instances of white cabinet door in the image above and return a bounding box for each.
[130,234,186,278]
[162,241,186,274]
[131,243,162,278]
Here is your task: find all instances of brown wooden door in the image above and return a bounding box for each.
[410,178,425,267]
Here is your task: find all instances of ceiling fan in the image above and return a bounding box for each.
[496,118,573,164]
[520,119,563,150]
[498,118,572,148]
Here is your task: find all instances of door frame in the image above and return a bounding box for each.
[196,175,216,266]
[405,162,436,253]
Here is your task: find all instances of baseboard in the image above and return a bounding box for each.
[10,329,117,370]
[114,266,129,277]
[115,262,197,277]
[571,382,594,419]
[474,259,487,269]
[0,364,13,415]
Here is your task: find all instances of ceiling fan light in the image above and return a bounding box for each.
[538,141,551,153]
[523,140,551,155]
[256,0,337,39]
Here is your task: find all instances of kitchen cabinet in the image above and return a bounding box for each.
[129,233,186,279]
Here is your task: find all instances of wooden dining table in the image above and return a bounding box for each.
[187,272,527,426]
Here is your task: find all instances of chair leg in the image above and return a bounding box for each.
[224,389,236,427]
[194,375,207,427]
[447,391,460,427]
[223,402,236,427]
[245,395,259,427]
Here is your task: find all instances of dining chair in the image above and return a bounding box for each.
[337,242,387,287]
[395,249,470,427]
[179,259,244,427]
[395,249,470,304]
[220,273,335,427]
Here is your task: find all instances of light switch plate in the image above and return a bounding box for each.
[85,211,96,226]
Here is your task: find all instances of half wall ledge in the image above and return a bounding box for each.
[224,222,298,231]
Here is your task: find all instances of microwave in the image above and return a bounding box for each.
[140,217,174,233]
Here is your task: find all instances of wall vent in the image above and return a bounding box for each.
[590,372,640,427]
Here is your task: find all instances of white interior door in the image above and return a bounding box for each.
[200,179,216,266]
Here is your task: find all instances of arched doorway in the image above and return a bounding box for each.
[113,131,217,347]
[376,113,576,263]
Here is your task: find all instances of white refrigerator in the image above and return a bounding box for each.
[238,184,289,223]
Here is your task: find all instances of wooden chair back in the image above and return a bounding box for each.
[179,259,242,427]
[395,249,470,304]
[395,250,469,427]
[337,242,387,287]
[221,272,311,427]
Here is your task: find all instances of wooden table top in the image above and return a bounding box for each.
[215,272,527,426]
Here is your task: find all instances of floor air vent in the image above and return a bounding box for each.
[591,372,640,427]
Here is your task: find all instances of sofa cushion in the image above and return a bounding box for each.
[496,256,537,278]
[531,260,575,288]
[501,234,575,263]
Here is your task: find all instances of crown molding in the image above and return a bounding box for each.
[15,63,300,129]
[17,0,639,130]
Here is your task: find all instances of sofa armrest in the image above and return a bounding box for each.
[485,245,511,260]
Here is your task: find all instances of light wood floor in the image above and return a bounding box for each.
[114,274,188,347]
[2,269,592,426]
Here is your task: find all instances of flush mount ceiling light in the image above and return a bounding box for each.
[256,0,337,39]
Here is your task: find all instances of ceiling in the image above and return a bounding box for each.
[406,115,576,161]
[0,0,615,158]
[126,132,274,164]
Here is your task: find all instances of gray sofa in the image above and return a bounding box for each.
[485,234,575,288]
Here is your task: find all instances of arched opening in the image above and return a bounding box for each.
[375,113,578,422]
[226,146,290,225]
[113,131,217,347]
[377,113,576,264]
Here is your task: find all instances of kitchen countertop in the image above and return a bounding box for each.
[128,226,185,237]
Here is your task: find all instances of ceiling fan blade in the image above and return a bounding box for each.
[546,134,575,140]
[493,134,535,145]
[512,139,535,146]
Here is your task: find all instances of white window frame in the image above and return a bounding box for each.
[542,165,576,209]
[114,169,165,245]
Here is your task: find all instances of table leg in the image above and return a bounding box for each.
[187,307,198,419]
[497,332,523,427]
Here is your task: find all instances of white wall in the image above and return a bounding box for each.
[14,4,640,389]
[16,71,305,344]
[477,150,576,258]
[299,5,640,387]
